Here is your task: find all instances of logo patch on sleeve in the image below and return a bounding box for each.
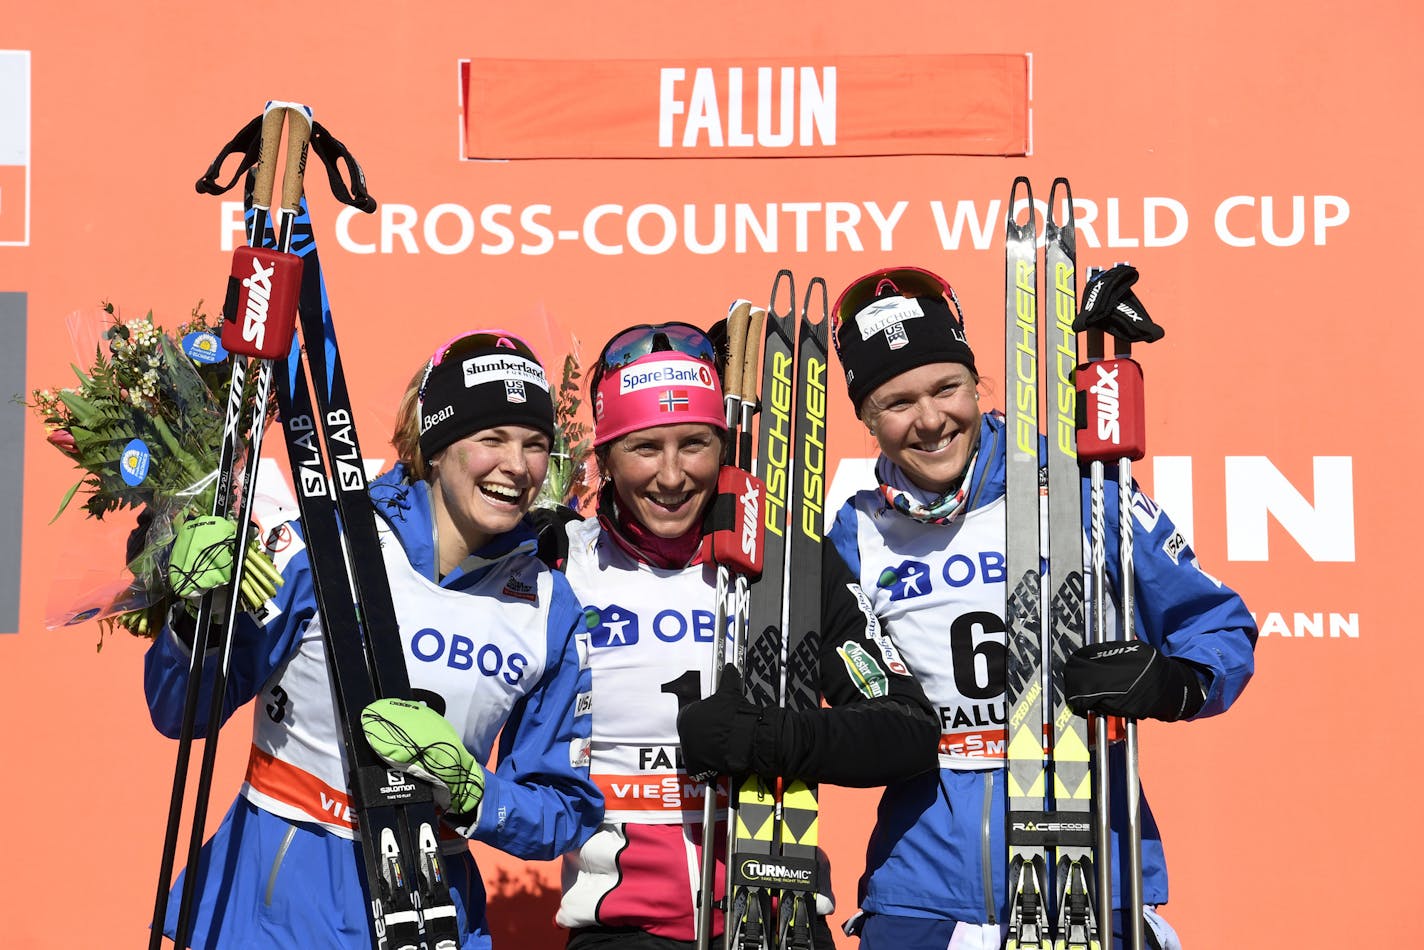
[1162,530,1188,564]
[837,642,890,699]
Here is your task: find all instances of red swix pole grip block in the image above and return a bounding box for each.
[707,465,766,578]
[1076,357,1146,462]
[221,245,303,359]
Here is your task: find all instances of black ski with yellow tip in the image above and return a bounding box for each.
[720,271,828,950]
[1004,175,1100,950]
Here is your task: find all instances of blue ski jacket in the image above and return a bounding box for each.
[828,413,1256,926]
[144,464,603,949]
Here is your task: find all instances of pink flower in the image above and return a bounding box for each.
[47,429,79,456]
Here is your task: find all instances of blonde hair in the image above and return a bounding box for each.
[391,364,432,481]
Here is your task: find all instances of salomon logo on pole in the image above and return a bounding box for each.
[241,256,276,349]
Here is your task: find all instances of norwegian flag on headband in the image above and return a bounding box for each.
[658,390,691,412]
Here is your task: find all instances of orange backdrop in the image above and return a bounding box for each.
[0,2,1415,947]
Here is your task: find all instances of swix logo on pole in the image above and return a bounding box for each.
[241,255,275,349]
[1090,363,1121,444]
[222,245,302,360]
[712,466,765,576]
[1076,357,1146,462]
[739,477,760,560]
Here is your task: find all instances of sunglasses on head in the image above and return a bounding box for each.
[417,329,541,417]
[591,321,718,391]
[831,267,964,358]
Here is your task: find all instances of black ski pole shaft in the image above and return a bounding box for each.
[172,103,307,948]
[1111,290,1146,950]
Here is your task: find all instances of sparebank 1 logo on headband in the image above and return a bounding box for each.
[619,359,715,395]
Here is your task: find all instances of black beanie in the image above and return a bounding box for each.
[417,338,556,459]
[833,273,977,413]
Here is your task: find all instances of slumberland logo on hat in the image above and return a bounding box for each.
[855,296,926,350]
[462,353,549,391]
[618,359,716,395]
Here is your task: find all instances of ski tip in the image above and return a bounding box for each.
[770,269,797,319]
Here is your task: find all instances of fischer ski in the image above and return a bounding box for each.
[717,270,828,950]
[1003,175,1101,950]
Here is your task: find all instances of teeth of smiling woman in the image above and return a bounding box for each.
[482,483,519,500]
[918,437,951,452]
[650,492,691,508]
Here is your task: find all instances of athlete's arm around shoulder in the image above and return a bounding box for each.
[756,501,940,787]
[463,564,603,859]
[143,517,318,738]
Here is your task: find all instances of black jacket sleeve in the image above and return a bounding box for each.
[744,542,940,787]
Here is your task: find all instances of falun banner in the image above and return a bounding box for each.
[463,55,1029,158]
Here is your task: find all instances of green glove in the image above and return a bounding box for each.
[361,698,486,815]
[167,515,282,612]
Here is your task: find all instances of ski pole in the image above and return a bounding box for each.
[1077,260,1161,950]
[698,300,751,950]
[168,102,305,948]
[147,104,295,949]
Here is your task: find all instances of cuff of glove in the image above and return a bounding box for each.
[746,705,787,777]
[1169,659,1209,721]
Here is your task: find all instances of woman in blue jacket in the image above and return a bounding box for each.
[822,267,1256,950]
[145,330,603,948]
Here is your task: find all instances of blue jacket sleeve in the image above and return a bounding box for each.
[468,573,603,859]
[1092,479,1257,719]
[142,528,316,739]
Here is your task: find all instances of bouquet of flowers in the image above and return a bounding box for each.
[534,349,596,514]
[28,302,273,639]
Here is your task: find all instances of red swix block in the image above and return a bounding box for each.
[221,245,302,359]
[1076,357,1146,462]
[707,465,766,578]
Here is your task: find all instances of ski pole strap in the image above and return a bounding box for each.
[194,113,264,196]
[195,113,376,213]
[309,120,377,212]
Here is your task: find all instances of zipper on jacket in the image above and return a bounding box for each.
[981,770,996,925]
[265,823,297,906]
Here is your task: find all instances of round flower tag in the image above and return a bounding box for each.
[121,438,152,487]
[183,330,228,364]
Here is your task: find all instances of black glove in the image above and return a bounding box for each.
[1064,640,1206,722]
[1073,264,1164,343]
[676,668,774,782]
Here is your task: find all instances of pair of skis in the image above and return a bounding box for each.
[697,270,829,950]
[1002,176,1151,950]
[151,102,461,949]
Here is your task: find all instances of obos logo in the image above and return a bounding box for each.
[878,559,932,602]
[585,604,639,647]
[120,439,152,487]
[619,359,714,395]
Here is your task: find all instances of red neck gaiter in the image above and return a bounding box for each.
[597,484,706,570]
